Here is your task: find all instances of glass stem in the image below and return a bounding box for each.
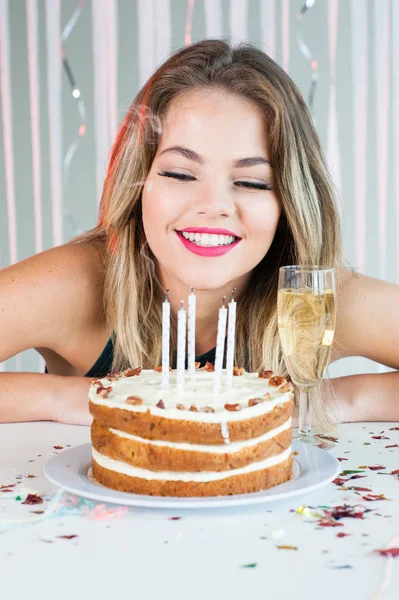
[298,386,313,438]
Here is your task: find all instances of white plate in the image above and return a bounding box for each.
[44,441,340,509]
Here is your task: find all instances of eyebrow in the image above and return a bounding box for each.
[158,145,271,168]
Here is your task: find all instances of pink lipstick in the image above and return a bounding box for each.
[176,228,241,258]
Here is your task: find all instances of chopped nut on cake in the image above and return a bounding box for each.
[268,376,286,387]
[248,398,260,407]
[233,366,244,376]
[124,367,142,377]
[258,370,273,379]
[125,396,143,405]
[224,403,241,411]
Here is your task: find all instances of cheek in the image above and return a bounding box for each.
[243,197,281,242]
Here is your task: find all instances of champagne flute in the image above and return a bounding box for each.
[277,266,336,448]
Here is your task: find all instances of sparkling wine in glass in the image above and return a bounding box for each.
[277,266,336,447]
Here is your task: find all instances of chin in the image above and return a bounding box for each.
[176,264,241,292]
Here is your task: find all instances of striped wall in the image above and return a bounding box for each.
[0,0,398,376]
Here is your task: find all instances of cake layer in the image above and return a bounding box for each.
[89,398,293,444]
[92,448,293,497]
[91,418,292,472]
[89,369,292,423]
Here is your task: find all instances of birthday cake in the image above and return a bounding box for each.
[88,366,294,497]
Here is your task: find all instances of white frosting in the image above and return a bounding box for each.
[89,369,292,424]
[220,420,231,444]
[92,446,291,482]
[108,418,291,453]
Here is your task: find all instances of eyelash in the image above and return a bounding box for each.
[157,171,272,191]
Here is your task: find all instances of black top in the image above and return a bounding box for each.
[44,338,216,377]
[84,337,216,378]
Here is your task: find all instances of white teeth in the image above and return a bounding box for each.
[181,232,236,247]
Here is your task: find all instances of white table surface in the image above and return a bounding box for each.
[1,422,399,600]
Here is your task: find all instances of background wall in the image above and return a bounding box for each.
[0,0,398,377]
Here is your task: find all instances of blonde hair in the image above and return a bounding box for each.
[75,40,344,432]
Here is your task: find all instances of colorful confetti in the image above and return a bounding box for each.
[374,548,399,557]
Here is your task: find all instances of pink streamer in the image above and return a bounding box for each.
[371,534,399,600]
[374,0,390,281]
[45,0,63,247]
[185,0,195,46]
[281,0,290,73]
[393,1,399,284]
[326,0,341,202]
[26,0,43,254]
[351,0,368,274]
[0,0,18,264]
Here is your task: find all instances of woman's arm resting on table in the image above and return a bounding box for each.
[329,268,399,422]
[0,242,104,425]
[326,371,399,423]
[0,372,93,425]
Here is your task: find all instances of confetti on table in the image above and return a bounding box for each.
[21,494,43,505]
[240,563,257,568]
[277,545,298,550]
[341,470,365,475]
[374,548,399,557]
[329,564,353,570]
[358,494,390,502]
[169,517,182,521]
[336,532,351,538]
[53,446,64,450]
[56,534,78,540]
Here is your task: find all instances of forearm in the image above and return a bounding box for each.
[0,372,92,425]
[326,371,399,423]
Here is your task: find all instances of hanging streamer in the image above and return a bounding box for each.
[296,0,318,118]
[326,0,342,209]
[185,0,195,45]
[26,0,43,254]
[374,0,390,282]
[45,0,63,246]
[204,0,222,39]
[229,0,248,42]
[281,0,290,73]
[260,0,276,62]
[0,0,18,264]
[393,0,399,284]
[62,0,86,236]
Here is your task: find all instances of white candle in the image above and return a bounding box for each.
[177,301,186,393]
[187,287,196,383]
[162,291,170,389]
[225,289,237,388]
[213,297,228,395]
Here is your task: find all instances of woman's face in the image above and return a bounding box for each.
[142,89,282,292]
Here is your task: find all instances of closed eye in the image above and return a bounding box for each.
[235,181,273,191]
[158,171,196,181]
[158,171,272,190]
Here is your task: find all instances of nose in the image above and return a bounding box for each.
[191,179,235,219]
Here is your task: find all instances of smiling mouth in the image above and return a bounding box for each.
[176,231,239,247]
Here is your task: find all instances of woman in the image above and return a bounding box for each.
[0,40,398,427]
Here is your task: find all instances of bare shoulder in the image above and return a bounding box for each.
[331,266,399,369]
[0,241,106,362]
